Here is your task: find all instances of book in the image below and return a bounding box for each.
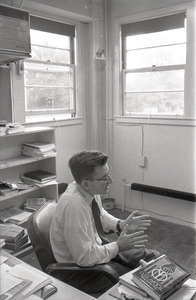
[119,266,148,297]
[0,223,25,243]
[22,197,46,212]
[8,211,32,225]
[0,183,19,196]
[132,254,190,300]
[22,142,56,152]
[5,180,31,190]
[4,229,28,250]
[116,280,196,300]
[22,170,57,183]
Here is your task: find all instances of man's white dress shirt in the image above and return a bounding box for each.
[50,181,119,266]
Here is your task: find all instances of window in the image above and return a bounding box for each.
[121,13,186,116]
[24,16,76,122]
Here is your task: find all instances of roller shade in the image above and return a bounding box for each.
[30,16,75,37]
[122,12,186,37]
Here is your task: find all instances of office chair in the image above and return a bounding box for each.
[27,202,132,294]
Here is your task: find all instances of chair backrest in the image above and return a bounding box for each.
[27,202,57,272]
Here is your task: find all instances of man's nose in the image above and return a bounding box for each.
[107,174,114,183]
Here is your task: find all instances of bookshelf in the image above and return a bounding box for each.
[0,126,58,211]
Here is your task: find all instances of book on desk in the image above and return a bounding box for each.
[114,254,194,300]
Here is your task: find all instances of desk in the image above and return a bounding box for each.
[98,280,196,300]
[1,250,95,300]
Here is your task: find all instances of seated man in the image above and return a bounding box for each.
[50,150,159,293]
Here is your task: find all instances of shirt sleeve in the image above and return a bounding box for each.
[62,199,119,266]
[95,195,120,233]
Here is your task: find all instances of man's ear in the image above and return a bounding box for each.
[80,179,90,191]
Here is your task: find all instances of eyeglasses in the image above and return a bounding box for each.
[91,174,112,182]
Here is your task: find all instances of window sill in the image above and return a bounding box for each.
[25,117,84,127]
[115,116,196,127]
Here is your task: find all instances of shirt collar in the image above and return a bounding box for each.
[76,182,93,205]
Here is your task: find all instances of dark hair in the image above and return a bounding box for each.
[68,150,108,184]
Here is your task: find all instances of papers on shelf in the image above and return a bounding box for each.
[8,211,32,225]
[0,207,25,223]
[0,207,32,224]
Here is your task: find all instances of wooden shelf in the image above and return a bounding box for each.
[0,126,54,138]
[0,155,56,170]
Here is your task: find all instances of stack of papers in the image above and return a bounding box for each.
[21,142,56,159]
[1,261,52,300]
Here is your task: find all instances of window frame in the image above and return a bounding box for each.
[113,3,196,126]
[24,16,77,123]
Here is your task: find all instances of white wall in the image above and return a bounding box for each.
[0,0,195,226]
[106,0,196,227]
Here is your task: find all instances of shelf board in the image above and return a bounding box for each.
[0,155,55,169]
[0,126,54,138]
[0,186,38,201]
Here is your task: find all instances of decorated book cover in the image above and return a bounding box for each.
[132,254,190,300]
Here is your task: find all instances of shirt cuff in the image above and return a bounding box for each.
[105,241,119,259]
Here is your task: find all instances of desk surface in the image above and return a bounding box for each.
[1,250,95,300]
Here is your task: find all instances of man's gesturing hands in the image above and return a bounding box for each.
[120,211,151,233]
[116,226,148,252]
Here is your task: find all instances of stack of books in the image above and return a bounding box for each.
[117,255,191,300]
[0,223,29,251]
[21,169,57,186]
[21,142,56,158]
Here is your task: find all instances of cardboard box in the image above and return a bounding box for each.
[102,198,115,210]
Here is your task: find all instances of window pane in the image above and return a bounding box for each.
[31,45,71,64]
[124,92,184,115]
[126,44,186,69]
[125,70,184,92]
[31,29,70,48]
[25,87,73,111]
[126,28,186,50]
[24,66,73,87]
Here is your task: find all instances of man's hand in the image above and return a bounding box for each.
[120,211,151,232]
[116,226,148,252]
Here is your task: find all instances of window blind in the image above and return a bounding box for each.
[121,12,186,37]
[30,16,75,37]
